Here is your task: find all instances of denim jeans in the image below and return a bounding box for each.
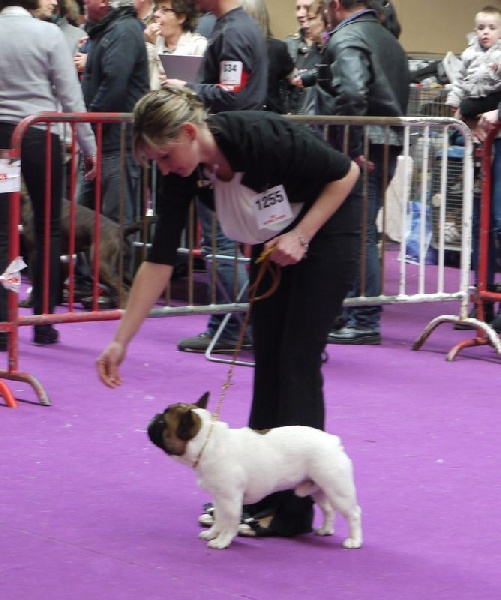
[76,149,140,225]
[471,137,501,287]
[342,144,400,331]
[74,149,141,289]
[197,201,249,342]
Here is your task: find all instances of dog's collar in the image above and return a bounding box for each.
[192,416,217,469]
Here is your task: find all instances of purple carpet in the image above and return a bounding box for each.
[1,249,500,600]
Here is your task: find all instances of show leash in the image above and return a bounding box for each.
[192,246,281,468]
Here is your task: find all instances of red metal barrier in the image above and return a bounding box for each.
[0,112,133,406]
[446,125,501,359]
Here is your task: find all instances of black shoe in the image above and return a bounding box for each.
[454,305,495,330]
[327,326,381,345]
[489,312,501,333]
[177,331,252,354]
[33,326,59,346]
[238,510,313,538]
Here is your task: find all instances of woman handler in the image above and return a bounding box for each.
[97,86,361,538]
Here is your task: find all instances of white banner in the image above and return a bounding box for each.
[0,158,21,193]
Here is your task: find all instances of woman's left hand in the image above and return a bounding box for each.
[265,230,308,266]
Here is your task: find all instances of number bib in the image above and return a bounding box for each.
[253,185,293,230]
[219,61,247,91]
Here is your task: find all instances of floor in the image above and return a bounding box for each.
[1,253,500,600]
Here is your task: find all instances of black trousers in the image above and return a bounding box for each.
[0,124,62,324]
[460,91,501,119]
[245,183,361,535]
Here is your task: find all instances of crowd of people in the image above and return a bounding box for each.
[2,0,501,539]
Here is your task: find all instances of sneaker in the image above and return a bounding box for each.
[198,503,216,527]
[33,325,59,346]
[327,326,381,345]
[177,331,252,354]
[80,294,118,310]
[198,503,260,529]
[62,284,94,303]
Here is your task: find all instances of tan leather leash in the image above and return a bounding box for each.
[192,247,280,468]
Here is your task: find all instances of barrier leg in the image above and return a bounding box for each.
[0,370,51,406]
[0,378,17,408]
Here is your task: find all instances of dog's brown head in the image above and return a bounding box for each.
[147,392,209,456]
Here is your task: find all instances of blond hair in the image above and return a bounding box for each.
[239,0,271,38]
[132,87,207,164]
[476,5,501,23]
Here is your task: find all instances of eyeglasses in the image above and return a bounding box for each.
[156,6,176,14]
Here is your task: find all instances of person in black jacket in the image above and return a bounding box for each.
[289,0,328,115]
[318,0,409,346]
[96,86,361,538]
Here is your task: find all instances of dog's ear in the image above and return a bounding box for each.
[177,409,201,441]
[196,392,210,410]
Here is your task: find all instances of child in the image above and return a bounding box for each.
[449,7,501,330]
[447,6,501,120]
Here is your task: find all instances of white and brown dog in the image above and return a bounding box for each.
[147,392,363,550]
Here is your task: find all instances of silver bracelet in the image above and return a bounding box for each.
[296,231,309,253]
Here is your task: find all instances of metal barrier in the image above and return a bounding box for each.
[0,112,476,407]
[414,124,501,359]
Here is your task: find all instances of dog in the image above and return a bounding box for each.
[20,193,143,306]
[147,392,363,550]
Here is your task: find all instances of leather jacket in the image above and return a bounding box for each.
[316,11,410,157]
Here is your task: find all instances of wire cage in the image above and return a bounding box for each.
[407,84,453,118]
[430,145,465,250]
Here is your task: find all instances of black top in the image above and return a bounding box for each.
[147,111,353,266]
[266,37,294,114]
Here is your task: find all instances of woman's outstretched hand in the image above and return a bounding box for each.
[96,341,125,388]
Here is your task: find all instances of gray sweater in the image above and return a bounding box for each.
[0,7,96,157]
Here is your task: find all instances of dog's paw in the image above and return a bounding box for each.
[342,537,362,549]
[199,529,217,541]
[315,525,334,536]
[207,535,233,550]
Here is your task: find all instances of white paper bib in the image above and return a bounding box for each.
[214,173,303,244]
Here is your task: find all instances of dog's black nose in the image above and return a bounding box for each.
[147,415,165,448]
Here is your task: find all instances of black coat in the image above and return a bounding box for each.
[265,37,294,114]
